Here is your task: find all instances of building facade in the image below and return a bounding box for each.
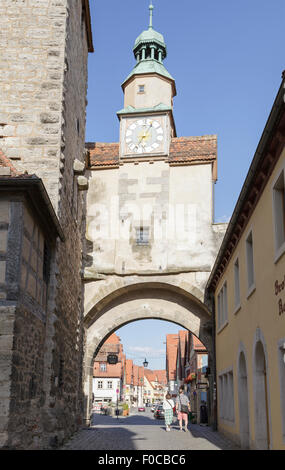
[92,333,124,406]
[207,74,285,450]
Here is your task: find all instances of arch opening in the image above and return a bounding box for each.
[254,340,270,450]
[83,281,214,427]
[238,350,250,449]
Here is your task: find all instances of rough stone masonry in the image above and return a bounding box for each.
[0,0,93,449]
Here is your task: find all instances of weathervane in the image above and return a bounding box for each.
[149,0,154,29]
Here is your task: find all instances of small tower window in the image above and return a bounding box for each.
[136,227,149,245]
[138,85,145,94]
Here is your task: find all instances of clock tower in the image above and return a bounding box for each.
[118,2,177,160]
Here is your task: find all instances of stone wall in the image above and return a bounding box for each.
[0,0,91,449]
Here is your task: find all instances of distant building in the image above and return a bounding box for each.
[123,359,134,406]
[175,330,188,389]
[144,369,168,403]
[184,335,208,423]
[166,334,179,394]
[93,334,124,406]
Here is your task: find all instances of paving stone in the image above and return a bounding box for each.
[60,410,240,451]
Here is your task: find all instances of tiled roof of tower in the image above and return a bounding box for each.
[169,135,217,166]
[86,142,120,168]
[86,135,217,174]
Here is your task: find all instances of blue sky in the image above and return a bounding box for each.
[86,0,285,369]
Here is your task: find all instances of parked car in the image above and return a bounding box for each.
[151,402,160,413]
[138,406,145,412]
[154,405,165,419]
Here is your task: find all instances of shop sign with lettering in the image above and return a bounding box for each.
[275,276,285,315]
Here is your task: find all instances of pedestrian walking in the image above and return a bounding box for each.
[163,392,174,432]
[176,387,190,432]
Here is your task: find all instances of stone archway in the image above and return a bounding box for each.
[82,279,213,425]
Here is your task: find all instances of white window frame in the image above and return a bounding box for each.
[107,381,113,389]
[138,84,145,93]
[217,281,228,332]
[97,380,103,389]
[272,165,285,263]
[234,256,241,314]
[245,229,255,298]
[218,368,235,425]
[100,363,107,372]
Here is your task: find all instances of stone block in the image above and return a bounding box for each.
[77,176,88,190]
[0,230,8,252]
[0,201,9,223]
[0,261,6,283]
[0,335,13,352]
[73,159,85,174]
[0,168,10,176]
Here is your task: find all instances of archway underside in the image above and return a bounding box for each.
[82,281,213,423]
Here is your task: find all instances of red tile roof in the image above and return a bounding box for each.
[86,135,217,172]
[166,334,179,381]
[125,359,133,385]
[192,335,207,351]
[93,362,122,378]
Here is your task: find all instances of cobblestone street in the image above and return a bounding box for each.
[61,409,240,451]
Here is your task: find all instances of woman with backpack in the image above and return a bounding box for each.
[176,386,191,432]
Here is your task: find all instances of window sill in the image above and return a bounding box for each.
[217,321,229,335]
[233,303,241,315]
[246,284,256,300]
[274,241,285,264]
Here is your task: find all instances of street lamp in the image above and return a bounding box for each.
[142,358,148,405]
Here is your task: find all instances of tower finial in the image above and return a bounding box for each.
[149,1,154,30]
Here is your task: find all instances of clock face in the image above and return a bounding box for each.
[125,118,164,154]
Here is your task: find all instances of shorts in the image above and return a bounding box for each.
[177,411,188,421]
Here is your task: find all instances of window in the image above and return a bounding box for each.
[97,381,103,389]
[100,363,107,372]
[246,231,255,293]
[136,227,149,245]
[217,281,228,330]
[218,370,235,423]
[234,258,241,310]
[107,381,113,389]
[273,169,285,260]
[138,85,145,93]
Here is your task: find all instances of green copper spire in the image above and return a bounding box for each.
[122,0,176,89]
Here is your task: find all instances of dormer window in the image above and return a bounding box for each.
[138,85,145,94]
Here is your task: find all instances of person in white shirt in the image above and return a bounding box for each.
[163,392,174,432]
